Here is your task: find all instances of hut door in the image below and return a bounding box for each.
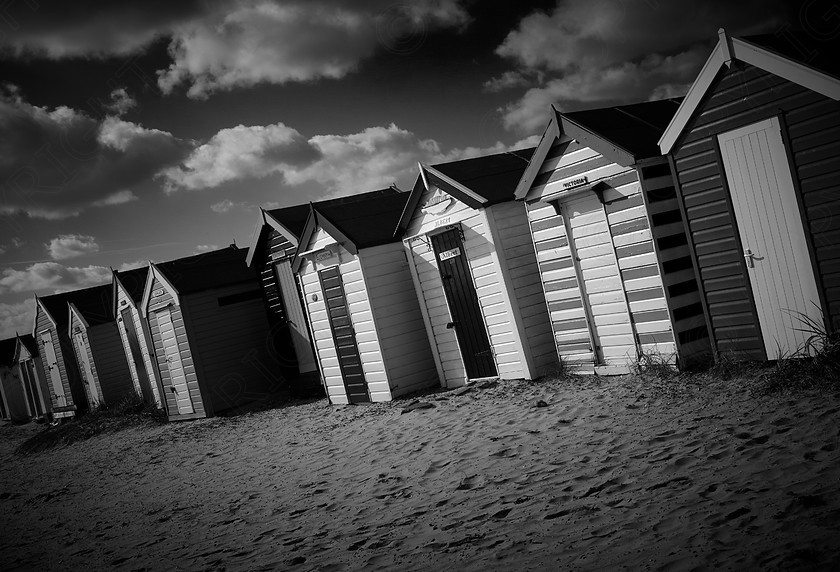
[21,361,44,416]
[318,266,370,404]
[40,331,66,407]
[275,260,317,374]
[431,228,497,379]
[154,307,194,415]
[120,309,153,400]
[718,117,824,358]
[73,332,100,407]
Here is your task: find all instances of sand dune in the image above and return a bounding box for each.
[1,375,839,571]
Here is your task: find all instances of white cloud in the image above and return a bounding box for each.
[45,235,101,261]
[0,298,37,339]
[0,263,111,294]
[157,1,470,98]
[92,190,139,207]
[117,260,149,272]
[105,88,137,116]
[12,238,25,248]
[210,200,247,213]
[483,71,532,93]
[195,244,219,254]
[494,0,791,132]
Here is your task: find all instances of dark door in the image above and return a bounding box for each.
[121,309,153,400]
[318,266,370,404]
[431,228,497,379]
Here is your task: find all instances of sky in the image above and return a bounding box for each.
[0,0,815,338]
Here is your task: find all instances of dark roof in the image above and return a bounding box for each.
[562,98,683,159]
[155,246,256,295]
[17,334,38,360]
[39,285,105,329]
[114,266,149,304]
[743,31,840,80]
[267,188,400,239]
[70,284,114,327]
[431,148,534,205]
[315,190,411,248]
[0,337,16,367]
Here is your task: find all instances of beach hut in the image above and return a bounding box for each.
[140,246,280,420]
[33,290,93,418]
[245,188,397,395]
[1,337,31,422]
[113,266,163,406]
[659,29,840,361]
[513,100,712,372]
[67,284,137,407]
[14,334,51,419]
[292,190,440,404]
[397,150,558,387]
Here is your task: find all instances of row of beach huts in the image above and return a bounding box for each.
[2,30,839,423]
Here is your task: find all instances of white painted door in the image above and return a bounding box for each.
[563,193,636,365]
[155,307,193,414]
[40,331,66,407]
[718,117,824,358]
[73,332,100,407]
[275,260,317,373]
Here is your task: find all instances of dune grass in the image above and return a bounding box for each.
[16,394,166,456]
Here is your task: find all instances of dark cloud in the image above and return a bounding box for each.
[0,89,192,219]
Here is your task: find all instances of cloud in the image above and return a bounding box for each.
[105,88,137,116]
[158,1,470,98]
[46,234,100,261]
[163,121,540,197]
[118,260,149,272]
[160,122,319,192]
[0,263,111,294]
[195,244,220,254]
[0,91,191,219]
[0,298,37,339]
[494,0,794,132]
[483,71,533,93]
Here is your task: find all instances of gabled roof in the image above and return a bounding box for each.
[154,246,255,296]
[114,266,149,305]
[38,284,110,331]
[0,337,17,367]
[292,190,411,273]
[513,98,681,200]
[246,188,400,266]
[15,334,38,362]
[659,28,840,154]
[68,284,114,329]
[395,148,535,232]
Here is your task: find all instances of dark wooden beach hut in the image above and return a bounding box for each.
[514,100,712,372]
[140,246,280,420]
[67,284,136,407]
[659,29,840,360]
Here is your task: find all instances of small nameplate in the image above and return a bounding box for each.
[422,189,453,215]
[562,175,588,190]
[315,249,334,261]
[439,247,461,261]
[152,288,165,297]
[434,216,452,228]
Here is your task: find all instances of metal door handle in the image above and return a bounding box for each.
[446,321,457,329]
[744,249,760,268]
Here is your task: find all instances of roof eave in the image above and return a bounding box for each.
[513,108,561,201]
[420,164,487,209]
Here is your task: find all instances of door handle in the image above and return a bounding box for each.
[446,321,457,329]
[744,249,763,268]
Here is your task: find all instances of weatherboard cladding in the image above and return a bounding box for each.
[146,276,205,419]
[671,62,840,359]
[68,311,104,408]
[35,295,83,414]
[403,179,555,385]
[115,276,162,406]
[524,141,676,370]
[15,335,51,417]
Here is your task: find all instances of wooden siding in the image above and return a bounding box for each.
[68,312,103,408]
[299,229,381,404]
[181,282,279,414]
[671,62,840,358]
[404,186,539,383]
[638,160,712,367]
[525,143,676,370]
[0,365,29,421]
[359,243,440,398]
[35,306,81,413]
[88,323,135,404]
[147,277,205,419]
[486,201,557,376]
[116,282,162,405]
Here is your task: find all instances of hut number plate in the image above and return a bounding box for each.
[439,247,461,261]
[152,288,165,297]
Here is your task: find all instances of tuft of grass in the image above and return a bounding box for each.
[633,349,678,380]
[16,394,166,455]
[758,314,840,394]
[704,350,762,381]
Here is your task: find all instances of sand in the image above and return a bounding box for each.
[1,374,839,571]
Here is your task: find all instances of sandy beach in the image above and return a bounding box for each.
[1,374,839,571]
